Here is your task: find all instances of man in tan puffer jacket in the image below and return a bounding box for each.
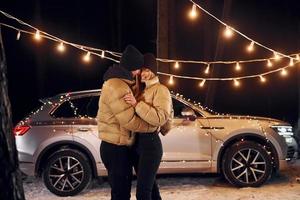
[97,45,157,200]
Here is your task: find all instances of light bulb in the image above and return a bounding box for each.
[280,69,288,77]
[101,51,105,58]
[83,51,91,62]
[168,76,174,85]
[16,31,21,40]
[174,62,180,69]
[289,58,294,67]
[235,62,241,71]
[273,52,281,61]
[296,54,300,61]
[189,4,198,19]
[224,26,234,39]
[199,79,206,87]
[205,64,210,74]
[233,79,240,87]
[247,41,255,52]
[34,30,41,41]
[267,59,273,68]
[260,75,266,83]
[57,42,65,52]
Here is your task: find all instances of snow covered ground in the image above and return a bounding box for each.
[24,160,300,200]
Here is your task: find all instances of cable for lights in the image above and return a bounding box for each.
[0,22,120,63]
[158,60,300,81]
[188,0,293,60]
[1,9,299,84]
[2,9,298,66]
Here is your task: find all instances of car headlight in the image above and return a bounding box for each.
[271,125,294,137]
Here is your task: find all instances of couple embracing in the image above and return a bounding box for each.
[97,45,172,200]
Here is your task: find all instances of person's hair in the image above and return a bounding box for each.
[133,75,145,99]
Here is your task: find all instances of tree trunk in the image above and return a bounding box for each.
[0,27,25,200]
[157,0,171,74]
[205,0,232,108]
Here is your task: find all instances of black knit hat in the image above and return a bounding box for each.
[120,45,144,71]
[143,53,157,75]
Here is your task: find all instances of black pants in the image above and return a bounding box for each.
[100,141,132,200]
[132,133,163,200]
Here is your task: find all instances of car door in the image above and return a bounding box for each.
[160,98,212,171]
[59,95,102,167]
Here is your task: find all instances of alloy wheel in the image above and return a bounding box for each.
[230,148,266,184]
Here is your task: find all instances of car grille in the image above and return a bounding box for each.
[286,146,295,161]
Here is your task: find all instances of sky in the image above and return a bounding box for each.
[0,0,300,128]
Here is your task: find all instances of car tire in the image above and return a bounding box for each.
[222,140,272,187]
[42,148,92,196]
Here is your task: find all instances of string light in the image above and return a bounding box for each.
[83,51,91,62]
[204,64,210,74]
[0,17,298,68]
[247,41,255,52]
[296,54,300,61]
[16,30,21,40]
[199,79,206,87]
[187,1,293,61]
[280,69,288,77]
[233,79,240,87]
[289,58,294,67]
[189,4,198,19]
[1,9,299,87]
[101,50,105,58]
[260,75,266,83]
[168,76,174,85]
[34,30,41,41]
[57,42,65,52]
[223,26,234,39]
[273,52,281,61]
[174,61,180,69]
[235,62,241,71]
[267,59,273,68]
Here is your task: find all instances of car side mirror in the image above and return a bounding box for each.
[181,107,197,121]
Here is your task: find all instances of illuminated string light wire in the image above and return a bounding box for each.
[189,4,198,19]
[0,21,298,67]
[83,51,91,62]
[289,58,294,66]
[199,79,206,87]
[0,10,299,84]
[0,10,121,58]
[188,0,293,60]
[233,79,240,87]
[267,59,273,68]
[224,26,234,39]
[204,64,210,74]
[16,30,21,40]
[156,52,299,65]
[247,41,255,52]
[168,76,174,85]
[260,75,266,83]
[174,61,180,69]
[235,62,241,71]
[57,42,65,52]
[157,60,300,82]
[34,30,41,41]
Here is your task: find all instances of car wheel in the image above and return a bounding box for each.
[222,140,272,187]
[42,148,92,196]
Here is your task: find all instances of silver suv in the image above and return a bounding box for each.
[14,89,298,196]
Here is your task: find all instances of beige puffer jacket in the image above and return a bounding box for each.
[97,78,157,146]
[135,76,172,130]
